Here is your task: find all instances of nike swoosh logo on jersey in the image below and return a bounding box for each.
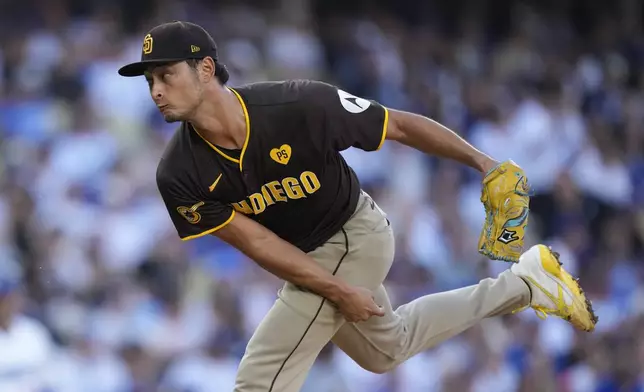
[209,173,223,192]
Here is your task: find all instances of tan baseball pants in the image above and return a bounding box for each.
[234,192,531,391]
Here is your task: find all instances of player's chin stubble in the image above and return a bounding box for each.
[164,115,178,123]
[163,112,182,123]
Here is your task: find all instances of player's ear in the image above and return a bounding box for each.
[199,57,216,83]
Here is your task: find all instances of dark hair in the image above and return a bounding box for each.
[186,58,230,85]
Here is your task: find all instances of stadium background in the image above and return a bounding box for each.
[0,0,643,391]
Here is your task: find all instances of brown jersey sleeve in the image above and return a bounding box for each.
[300,81,389,152]
[156,168,235,241]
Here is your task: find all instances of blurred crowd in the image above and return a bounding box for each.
[0,0,643,391]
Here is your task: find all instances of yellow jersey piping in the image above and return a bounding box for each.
[180,210,236,240]
[375,107,389,151]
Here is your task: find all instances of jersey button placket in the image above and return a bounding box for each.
[240,168,254,195]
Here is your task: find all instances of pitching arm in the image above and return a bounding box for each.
[212,212,352,303]
[385,109,498,174]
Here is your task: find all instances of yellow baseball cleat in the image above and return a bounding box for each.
[510,244,598,332]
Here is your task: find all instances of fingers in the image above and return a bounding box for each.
[368,296,384,317]
[342,306,384,323]
[342,313,360,323]
[337,288,385,322]
[344,315,359,323]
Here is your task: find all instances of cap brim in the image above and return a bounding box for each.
[117,59,180,77]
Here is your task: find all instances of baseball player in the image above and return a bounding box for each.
[118,21,598,392]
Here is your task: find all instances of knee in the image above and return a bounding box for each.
[355,355,398,374]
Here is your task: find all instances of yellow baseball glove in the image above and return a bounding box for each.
[477,160,531,263]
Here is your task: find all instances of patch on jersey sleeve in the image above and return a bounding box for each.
[337,89,371,114]
[176,201,205,224]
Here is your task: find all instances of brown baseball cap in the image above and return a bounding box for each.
[118,21,221,77]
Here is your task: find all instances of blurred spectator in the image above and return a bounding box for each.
[0,260,54,392]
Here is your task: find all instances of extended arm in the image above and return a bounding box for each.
[215,213,345,300]
[213,213,384,322]
[385,109,498,174]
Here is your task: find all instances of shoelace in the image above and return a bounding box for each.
[531,306,550,320]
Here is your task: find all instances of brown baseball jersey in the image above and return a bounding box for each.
[156,80,388,252]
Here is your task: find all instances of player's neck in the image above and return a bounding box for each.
[189,86,247,150]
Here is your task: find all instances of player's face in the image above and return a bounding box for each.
[145,62,203,123]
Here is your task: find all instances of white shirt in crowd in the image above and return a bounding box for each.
[0,315,54,392]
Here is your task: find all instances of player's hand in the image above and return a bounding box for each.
[335,286,384,323]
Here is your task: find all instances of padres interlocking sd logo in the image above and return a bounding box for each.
[143,34,153,55]
[177,201,205,224]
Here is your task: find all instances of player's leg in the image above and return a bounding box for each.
[332,193,596,372]
[331,272,530,373]
[234,293,343,392]
[234,229,350,392]
[329,191,532,373]
[234,192,401,391]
